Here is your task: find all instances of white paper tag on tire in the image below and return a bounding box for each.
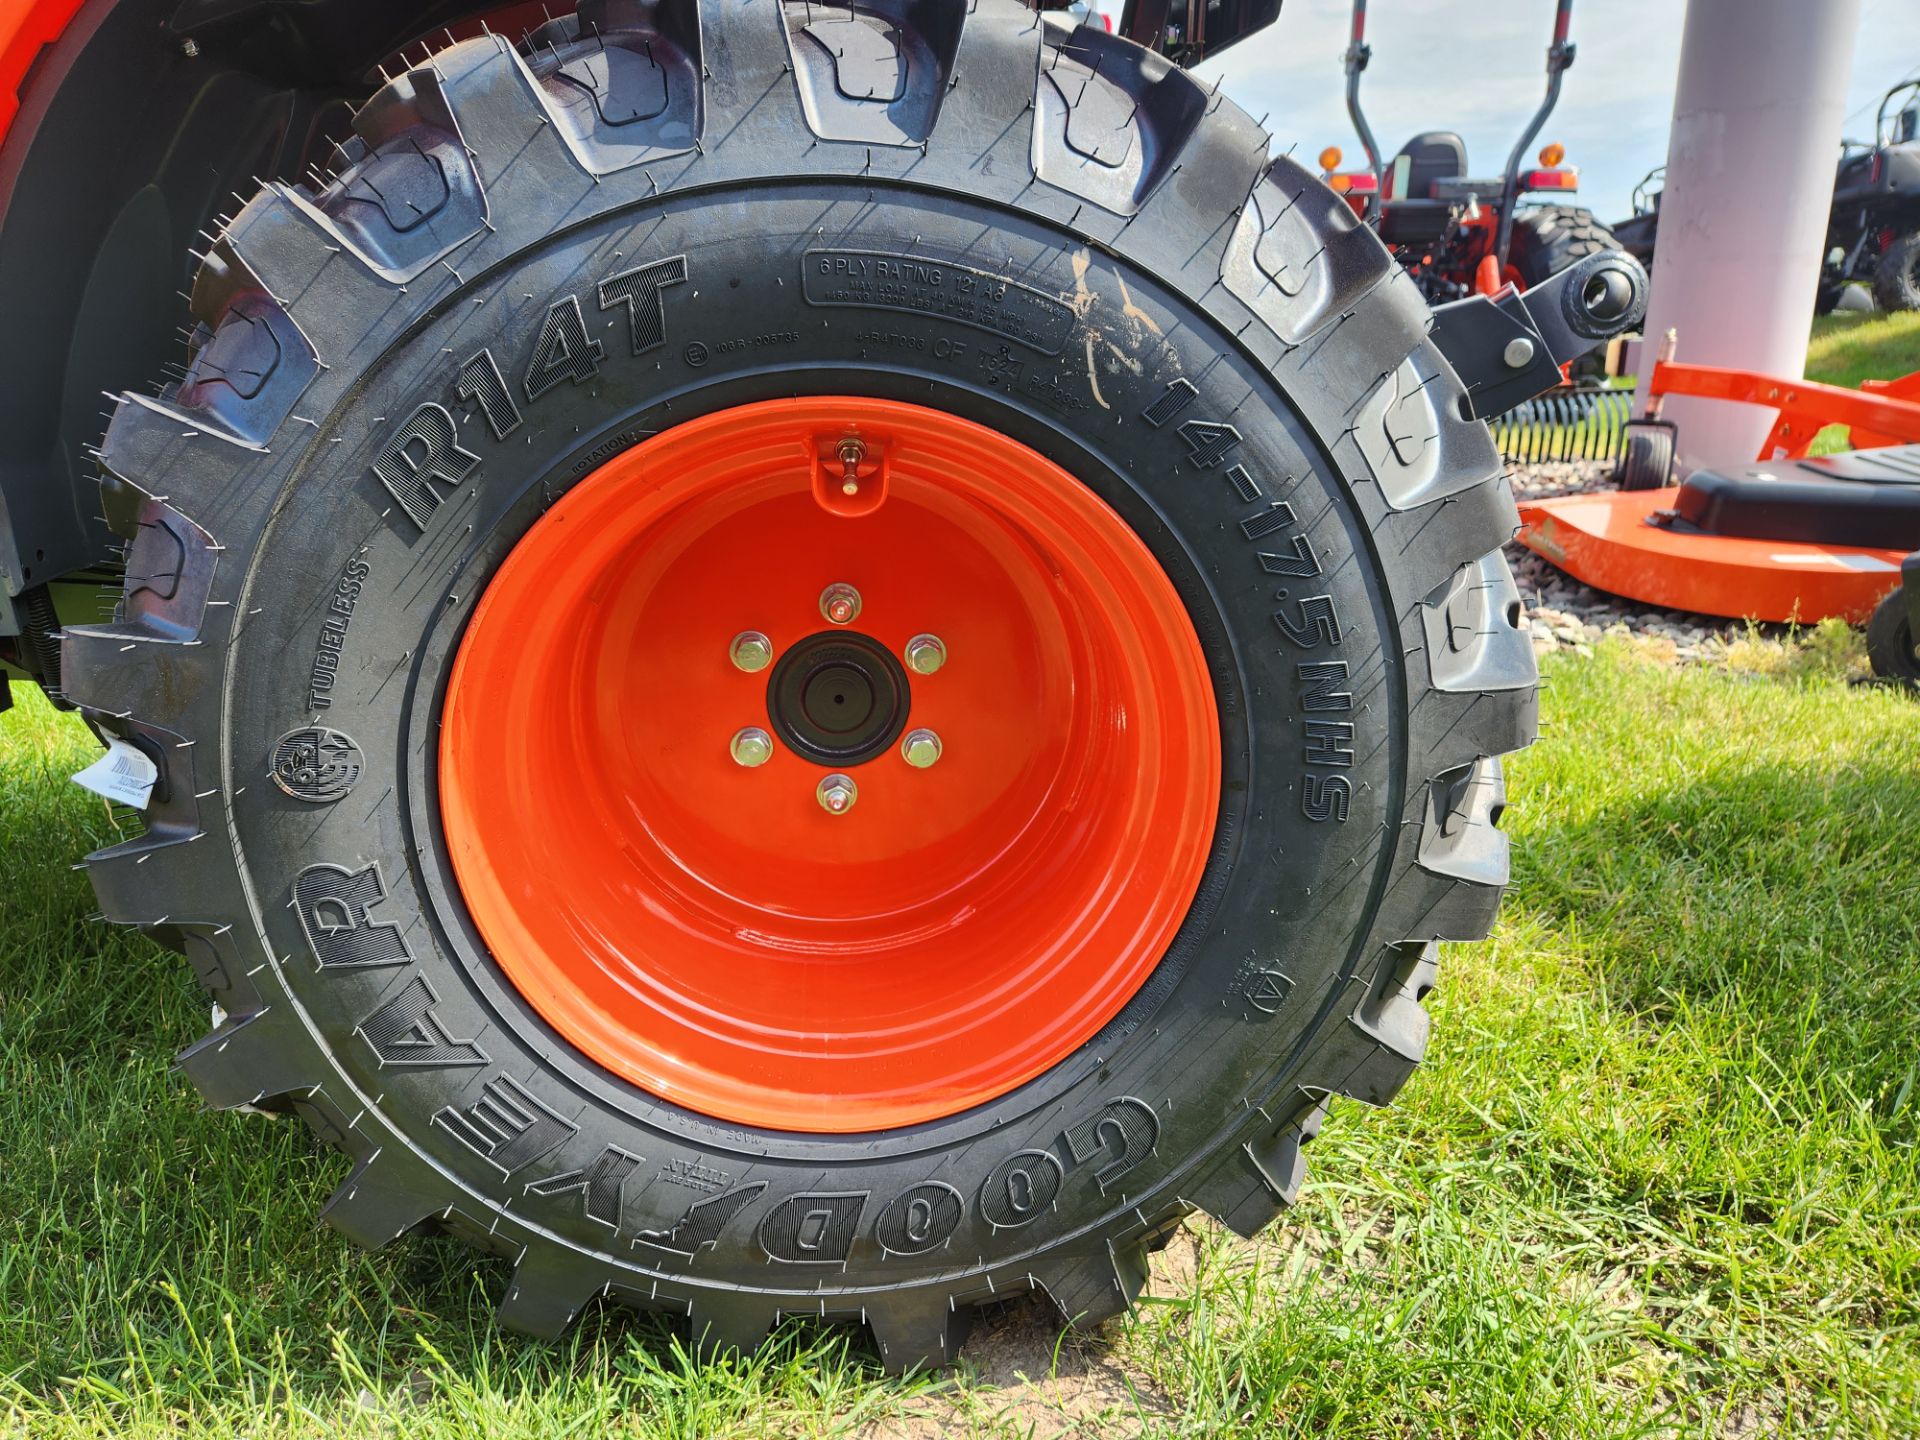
[73,737,158,809]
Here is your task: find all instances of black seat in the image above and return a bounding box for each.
[1393,131,1468,201]
[1376,132,1468,249]
[1672,445,1920,550]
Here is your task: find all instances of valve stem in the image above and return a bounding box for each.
[837,437,866,496]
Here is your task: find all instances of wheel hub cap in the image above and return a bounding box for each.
[766,630,911,767]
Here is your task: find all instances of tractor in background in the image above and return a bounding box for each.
[1616,79,1920,314]
[1321,0,1626,305]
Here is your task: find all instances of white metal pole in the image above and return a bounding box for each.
[1636,0,1860,469]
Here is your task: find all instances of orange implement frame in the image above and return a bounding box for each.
[1646,360,1920,458]
[1515,361,1920,624]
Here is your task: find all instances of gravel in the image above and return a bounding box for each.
[1507,458,1615,504]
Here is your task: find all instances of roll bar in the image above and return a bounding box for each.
[1342,0,1383,218]
[1878,79,1920,148]
[1495,0,1577,264]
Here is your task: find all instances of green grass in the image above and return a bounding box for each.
[1804,310,1920,455]
[2,643,1918,1437]
[1807,310,1920,391]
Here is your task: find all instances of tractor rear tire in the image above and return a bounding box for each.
[1873,231,1920,314]
[1511,207,1625,381]
[65,0,1534,1370]
[1509,206,1624,291]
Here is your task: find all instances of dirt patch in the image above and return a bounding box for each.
[853,1215,1343,1438]
[855,1286,1179,1438]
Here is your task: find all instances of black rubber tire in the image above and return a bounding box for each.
[65,1,1534,1371]
[1867,587,1920,680]
[1508,205,1625,291]
[1873,231,1920,313]
[1616,422,1676,491]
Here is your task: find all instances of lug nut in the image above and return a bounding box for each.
[820,583,862,626]
[730,727,774,767]
[904,633,947,675]
[817,773,858,813]
[730,631,773,672]
[900,728,942,769]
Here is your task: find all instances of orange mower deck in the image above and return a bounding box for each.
[1517,487,1907,623]
[1517,360,1920,623]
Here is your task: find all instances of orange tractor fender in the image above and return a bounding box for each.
[0,0,88,151]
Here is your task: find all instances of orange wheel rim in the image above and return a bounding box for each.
[440,398,1220,1131]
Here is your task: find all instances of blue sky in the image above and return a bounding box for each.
[1197,0,1920,226]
